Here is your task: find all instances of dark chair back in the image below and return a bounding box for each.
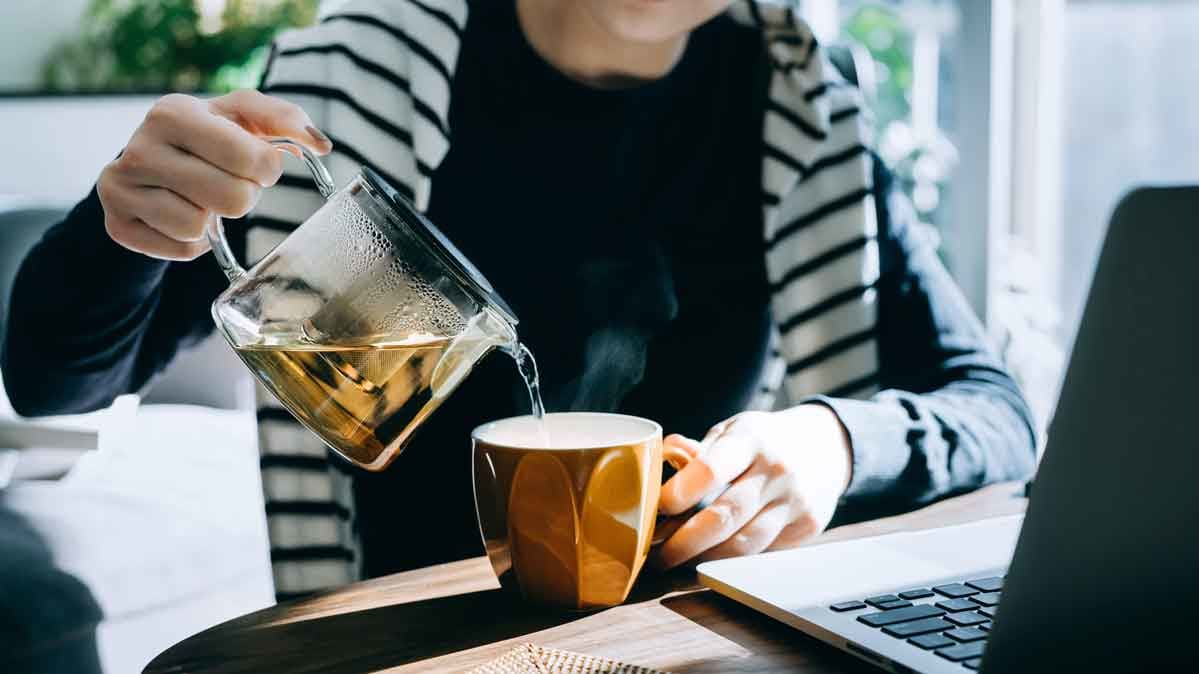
[0,206,68,342]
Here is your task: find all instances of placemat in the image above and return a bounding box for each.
[467,642,671,674]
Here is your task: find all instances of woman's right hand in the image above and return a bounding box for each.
[97,90,332,261]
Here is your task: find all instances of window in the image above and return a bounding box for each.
[999,0,1199,425]
[1056,0,1199,340]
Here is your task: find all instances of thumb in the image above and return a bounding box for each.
[208,89,333,156]
[664,434,702,460]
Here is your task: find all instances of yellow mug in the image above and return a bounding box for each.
[472,413,691,610]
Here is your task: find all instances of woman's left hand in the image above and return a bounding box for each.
[655,405,854,569]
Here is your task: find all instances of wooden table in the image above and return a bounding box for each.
[145,482,1026,673]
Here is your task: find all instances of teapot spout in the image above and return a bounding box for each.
[481,306,520,355]
[429,307,519,398]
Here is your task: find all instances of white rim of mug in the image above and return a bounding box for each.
[470,412,662,451]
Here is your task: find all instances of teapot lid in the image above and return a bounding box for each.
[361,167,519,326]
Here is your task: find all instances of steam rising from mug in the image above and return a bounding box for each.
[564,248,678,413]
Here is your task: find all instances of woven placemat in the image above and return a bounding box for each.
[466,643,671,674]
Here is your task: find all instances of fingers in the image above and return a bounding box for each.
[664,434,702,457]
[652,409,847,570]
[98,91,330,261]
[697,500,792,563]
[766,513,823,551]
[118,186,210,242]
[659,420,756,516]
[103,212,209,261]
[140,94,282,188]
[651,514,688,547]
[98,178,211,259]
[123,142,262,219]
[663,434,700,473]
[209,89,333,155]
[656,466,769,569]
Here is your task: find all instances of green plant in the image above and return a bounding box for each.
[841,1,958,219]
[842,2,914,134]
[42,0,318,93]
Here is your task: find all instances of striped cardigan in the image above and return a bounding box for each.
[246,0,880,600]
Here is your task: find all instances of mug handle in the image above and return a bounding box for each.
[206,138,337,282]
[663,444,692,474]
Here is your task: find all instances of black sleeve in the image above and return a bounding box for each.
[1,188,245,416]
[812,157,1037,523]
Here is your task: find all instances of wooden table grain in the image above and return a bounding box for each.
[145,482,1027,673]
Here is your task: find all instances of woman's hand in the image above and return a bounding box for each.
[97,90,332,261]
[655,405,853,569]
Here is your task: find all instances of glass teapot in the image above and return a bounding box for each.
[207,140,520,472]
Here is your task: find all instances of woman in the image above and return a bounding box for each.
[2,0,1035,600]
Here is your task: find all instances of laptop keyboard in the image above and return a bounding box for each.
[829,576,1005,670]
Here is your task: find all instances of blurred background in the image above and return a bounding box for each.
[0,1,1196,672]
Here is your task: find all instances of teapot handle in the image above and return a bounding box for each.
[207,138,337,282]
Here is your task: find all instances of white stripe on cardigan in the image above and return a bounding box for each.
[246,0,879,599]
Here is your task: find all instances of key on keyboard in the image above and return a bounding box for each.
[910,633,955,650]
[970,592,1001,606]
[898,588,934,600]
[964,657,983,670]
[966,576,1003,592]
[944,627,988,643]
[864,594,902,607]
[857,604,944,627]
[933,583,978,598]
[876,599,912,610]
[946,612,988,627]
[881,617,953,638]
[829,600,866,612]
[979,606,999,618]
[936,598,979,612]
[936,641,985,661]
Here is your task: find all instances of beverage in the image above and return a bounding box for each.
[513,343,545,419]
[472,413,691,610]
[237,307,546,471]
[237,337,452,470]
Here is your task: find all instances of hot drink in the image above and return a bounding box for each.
[513,343,545,419]
[237,337,448,469]
[237,314,545,471]
[472,413,690,609]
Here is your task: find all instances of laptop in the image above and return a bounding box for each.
[698,186,1199,672]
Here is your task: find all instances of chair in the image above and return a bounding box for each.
[0,200,271,673]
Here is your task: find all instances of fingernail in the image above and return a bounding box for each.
[306,125,330,147]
